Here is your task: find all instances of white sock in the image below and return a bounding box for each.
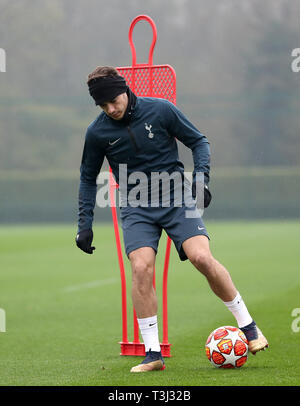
[137,315,161,352]
[223,292,253,328]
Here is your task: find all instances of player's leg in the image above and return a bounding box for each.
[160,203,268,355]
[120,207,165,371]
[182,235,237,302]
[129,247,165,372]
[182,235,269,354]
[129,246,157,318]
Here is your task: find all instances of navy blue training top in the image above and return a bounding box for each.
[78,97,210,232]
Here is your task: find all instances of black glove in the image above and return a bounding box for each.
[76,229,95,254]
[192,182,212,209]
[204,184,212,208]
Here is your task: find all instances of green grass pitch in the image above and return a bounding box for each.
[0,221,299,386]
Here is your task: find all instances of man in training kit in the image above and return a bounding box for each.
[76,66,269,372]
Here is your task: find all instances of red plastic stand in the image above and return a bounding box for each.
[110,15,176,357]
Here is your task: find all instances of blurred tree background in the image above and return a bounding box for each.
[0,0,300,222]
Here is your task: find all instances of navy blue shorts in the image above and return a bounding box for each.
[120,204,209,261]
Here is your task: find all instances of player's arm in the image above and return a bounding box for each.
[162,100,211,207]
[76,128,105,254]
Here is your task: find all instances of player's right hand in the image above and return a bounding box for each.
[76,229,95,254]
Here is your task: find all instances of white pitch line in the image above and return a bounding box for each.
[62,278,118,293]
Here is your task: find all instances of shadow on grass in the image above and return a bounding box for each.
[189,365,276,372]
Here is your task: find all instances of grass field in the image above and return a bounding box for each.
[0,221,299,386]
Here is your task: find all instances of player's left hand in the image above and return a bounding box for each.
[192,182,212,209]
[204,184,212,208]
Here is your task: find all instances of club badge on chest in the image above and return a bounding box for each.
[145,123,154,139]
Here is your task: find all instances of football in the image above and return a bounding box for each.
[205,326,249,368]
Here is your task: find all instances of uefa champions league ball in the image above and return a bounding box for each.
[205,326,249,368]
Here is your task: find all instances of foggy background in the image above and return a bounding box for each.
[0,0,300,223]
